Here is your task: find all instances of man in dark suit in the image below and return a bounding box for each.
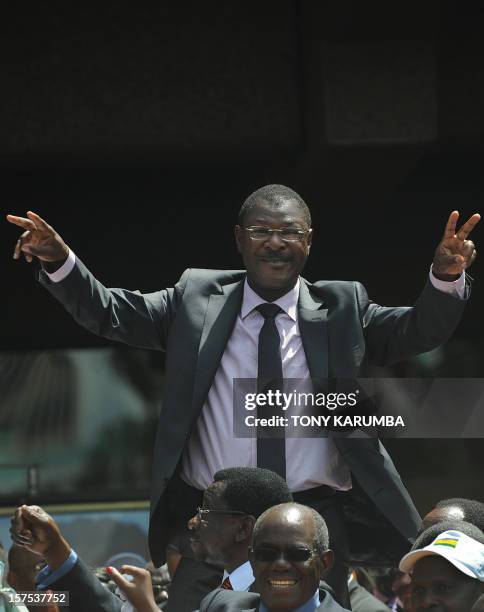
[198,502,350,611]
[7,185,480,609]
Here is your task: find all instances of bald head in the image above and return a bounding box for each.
[253,503,329,556]
[250,503,333,611]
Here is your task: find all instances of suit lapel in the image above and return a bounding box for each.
[192,279,244,414]
[192,277,328,417]
[298,279,329,382]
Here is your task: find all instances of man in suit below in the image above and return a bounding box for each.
[198,502,350,611]
[6,185,480,609]
[188,467,292,595]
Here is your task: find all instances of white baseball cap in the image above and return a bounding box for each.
[399,530,484,581]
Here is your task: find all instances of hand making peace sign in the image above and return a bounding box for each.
[432,211,480,281]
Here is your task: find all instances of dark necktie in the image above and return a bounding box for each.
[221,576,233,590]
[256,303,286,479]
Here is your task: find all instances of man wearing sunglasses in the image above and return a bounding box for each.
[188,467,292,599]
[7,184,480,609]
[199,502,350,611]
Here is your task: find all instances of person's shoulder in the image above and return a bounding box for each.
[199,587,259,611]
[303,278,367,302]
[348,581,389,612]
[179,268,246,287]
[318,588,352,611]
[308,278,362,292]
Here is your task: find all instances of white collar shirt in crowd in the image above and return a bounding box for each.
[221,560,255,592]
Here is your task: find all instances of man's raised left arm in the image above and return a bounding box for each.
[363,210,480,365]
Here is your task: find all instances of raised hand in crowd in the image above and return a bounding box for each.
[106,565,159,612]
[10,506,71,571]
[6,211,69,272]
[432,210,480,280]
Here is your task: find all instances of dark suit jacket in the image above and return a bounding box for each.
[198,587,350,611]
[39,261,469,566]
[50,558,122,612]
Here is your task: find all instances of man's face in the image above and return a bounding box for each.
[250,507,332,611]
[7,545,46,592]
[235,198,312,301]
[188,483,242,566]
[411,556,484,612]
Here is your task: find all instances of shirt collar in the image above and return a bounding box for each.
[259,589,320,612]
[221,560,255,592]
[240,278,299,322]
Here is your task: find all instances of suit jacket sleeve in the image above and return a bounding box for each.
[49,558,122,612]
[358,276,470,366]
[37,257,190,350]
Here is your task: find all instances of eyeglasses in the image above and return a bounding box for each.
[244,226,310,242]
[250,546,318,563]
[196,507,247,523]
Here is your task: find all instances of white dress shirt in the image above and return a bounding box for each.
[47,252,465,492]
[181,278,354,491]
[221,560,254,592]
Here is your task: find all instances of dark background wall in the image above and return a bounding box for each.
[1,1,484,509]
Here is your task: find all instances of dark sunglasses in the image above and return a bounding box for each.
[250,546,318,563]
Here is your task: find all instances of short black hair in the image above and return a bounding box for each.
[238,184,311,227]
[213,467,292,520]
[252,502,329,557]
[412,520,484,550]
[435,498,484,532]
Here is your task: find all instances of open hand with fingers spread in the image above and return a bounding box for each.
[6,211,69,272]
[432,210,480,281]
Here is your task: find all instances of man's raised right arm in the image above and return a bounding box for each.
[7,210,70,270]
[6,211,184,350]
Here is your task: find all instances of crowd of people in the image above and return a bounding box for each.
[1,477,484,611]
